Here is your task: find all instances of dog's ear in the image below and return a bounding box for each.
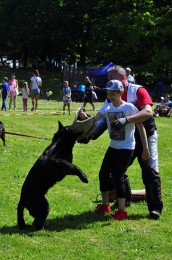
[58,121,64,130]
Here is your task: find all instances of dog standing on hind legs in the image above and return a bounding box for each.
[17,121,88,230]
[0,121,6,146]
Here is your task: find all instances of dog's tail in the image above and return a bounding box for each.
[17,200,26,229]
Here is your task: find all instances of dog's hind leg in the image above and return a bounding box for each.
[29,196,49,230]
[17,200,27,229]
[2,136,5,146]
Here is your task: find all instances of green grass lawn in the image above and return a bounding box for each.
[0,72,172,259]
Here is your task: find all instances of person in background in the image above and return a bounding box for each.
[21,82,29,112]
[162,94,172,117]
[154,94,172,117]
[62,81,72,115]
[46,89,52,101]
[71,83,77,91]
[8,74,19,111]
[30,69,42,112]
[125,67,135,84]
[153,97,166,117]
[83,82,96,111]
[85,76,93,87]
[1,77,9,111]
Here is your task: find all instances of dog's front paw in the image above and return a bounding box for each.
[79,172,88,183]
[82,177,88,183]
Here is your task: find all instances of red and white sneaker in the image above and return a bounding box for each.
[110,210,128,220]
[91,204,111,215]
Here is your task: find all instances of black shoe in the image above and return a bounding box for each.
[149,210,161,220]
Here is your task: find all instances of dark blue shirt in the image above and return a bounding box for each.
[2,82,9,96]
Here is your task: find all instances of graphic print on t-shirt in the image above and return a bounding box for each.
[107,111,126,140]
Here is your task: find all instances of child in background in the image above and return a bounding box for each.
[8,74,19,111]
[62,81,72,115]
[1,77,9,111]
[22,82,29,112]
[46,89,53,101]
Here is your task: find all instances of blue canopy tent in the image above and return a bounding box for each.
[72,62,114,102]
[88,62,114,88]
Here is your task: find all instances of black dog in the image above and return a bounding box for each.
[17,121,88,230]
[0,121,5,146]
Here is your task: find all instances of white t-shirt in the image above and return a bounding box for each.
[99,102,139,150]
[22,87,29,99]
[30,76,42,90]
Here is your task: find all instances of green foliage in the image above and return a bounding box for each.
[0,95,172,259]
[0,0,172,76]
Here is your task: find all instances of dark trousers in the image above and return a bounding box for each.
[130,130,163,213]
[99,147,133,198]
[2,94,7,110]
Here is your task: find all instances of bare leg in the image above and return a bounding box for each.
[22,99,25,111]
[35,95,39,111]
[31,95,35,111]
[26,100,28,111]
[118,198,126,211]
[92,102,95,110]
[9,96,12,110]
[101,191,109,205]
[68,104,71,115]
[14,95,17,110]
[63,104,66,114]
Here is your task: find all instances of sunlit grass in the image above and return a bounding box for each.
[0,84,172,259]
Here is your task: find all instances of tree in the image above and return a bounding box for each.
[0,0,171,79]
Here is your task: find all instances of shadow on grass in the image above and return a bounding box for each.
[0,211,107,235]
[0,211,148,235]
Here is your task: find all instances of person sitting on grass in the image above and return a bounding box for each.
[154,94,172,117]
